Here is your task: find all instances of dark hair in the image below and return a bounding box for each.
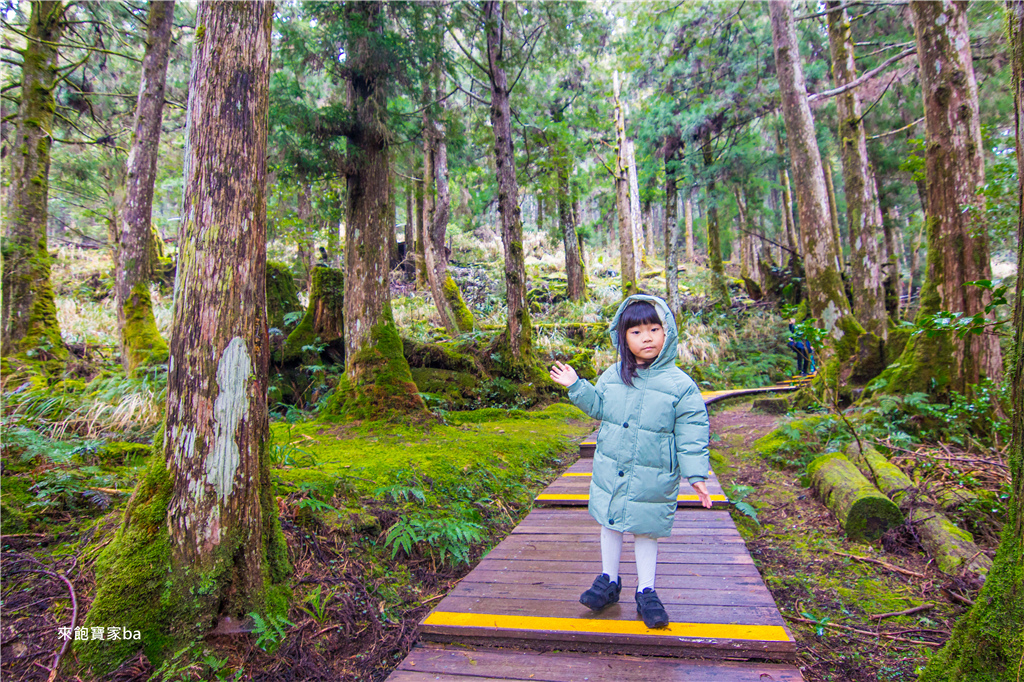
[616,301,663,386]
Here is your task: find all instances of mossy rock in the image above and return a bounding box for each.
[266,260,302,331]
[410,367,478,405]
[403,338,486,376]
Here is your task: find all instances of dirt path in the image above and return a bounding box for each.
[709,401,963,682]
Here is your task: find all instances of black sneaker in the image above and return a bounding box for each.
[579,573,621,611]
[636,588,669,628]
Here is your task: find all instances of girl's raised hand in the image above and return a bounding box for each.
[549,361,579,388]
[692,481,712,509]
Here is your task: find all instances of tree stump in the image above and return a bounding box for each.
[807,452,903,541]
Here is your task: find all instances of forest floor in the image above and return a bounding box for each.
[709,400,974,682]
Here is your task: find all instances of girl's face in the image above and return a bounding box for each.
[625,322,665,365]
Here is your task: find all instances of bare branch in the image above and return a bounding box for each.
[807,47,916,102]
[866,116,924,141]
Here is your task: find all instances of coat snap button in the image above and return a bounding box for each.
[609,519,615,525]
[623,422,629,428]
[618,471,624,477]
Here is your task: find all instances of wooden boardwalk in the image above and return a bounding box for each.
[387,385,804,682]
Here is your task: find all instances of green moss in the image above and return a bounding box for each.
[122,282,168,375]
[282,267,344,363]
[76,457,175,673]
[323,300,425,421]
[266,261,301,331]
[442,274,475,332]
[97,442,153,467]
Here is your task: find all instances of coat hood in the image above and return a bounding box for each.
[609,294,679,371]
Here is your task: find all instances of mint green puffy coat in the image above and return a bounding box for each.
[566,294,710,538]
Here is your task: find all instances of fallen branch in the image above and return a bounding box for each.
[870,604,934,620]
[88,487,130,495]
[833,551,927,579]
[784,615,943,647]
[943,589,976,607]
[8,565,79,681]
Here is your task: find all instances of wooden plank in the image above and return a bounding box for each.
[389,644,805,682]
[447,582,780,607]
[504,532,746,544]
[473,558,764,577]
[457,570,770,591]
[482,547,754,564]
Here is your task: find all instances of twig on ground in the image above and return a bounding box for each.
[833,551,927,579]
[870,604,934,620]
[784,615,944,647]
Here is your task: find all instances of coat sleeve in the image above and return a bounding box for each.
[566,370,610,421]
[674,380,710,484]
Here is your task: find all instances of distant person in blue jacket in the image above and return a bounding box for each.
[550,294,711,629]
[787,318,813,376]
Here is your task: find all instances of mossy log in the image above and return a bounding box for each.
[845,443,990,579]
[807,452,904,541]
[908,507,993,578]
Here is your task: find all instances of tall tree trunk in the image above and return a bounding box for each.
[770,0,862,353]
[424,70,474,333]
[881,204,902,321]
[702,133,730,306]
[684,194,695,263]
[339,2,424,414]
[734,186,750,280]
[664,135,681,320]
[484,0,533,376]
[552,114,585,301]
[626,138,645,267]
[80,6,289,669]
[823,156,844,273]
[1,0,65,358]
[643,200,655,261]
[889,0,1002,394]
[827,1,889,340]
[612,71,638,296]
[404,176,416,279]
[920,6,1024,677]
[116,0,174,375]
[777,130,800,255]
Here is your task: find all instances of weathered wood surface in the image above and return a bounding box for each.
[534,458,729,507]
[389,644,805,682]
[418,509,797,660]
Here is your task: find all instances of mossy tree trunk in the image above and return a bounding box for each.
[733,186,750,281]
[684,193,695,263]
[82,7,287,667]
[826,1,889,341]
[664,134,681,320]
[485,0,534,375]
[116,0,174,375]
[1,1,66,359]
[770,0,862,357]
[890,0,1003,396]
[881,203,902,321]
[340,2,425,414]
[612,70,638,297]
[701,132,730,306]
[919,3,1024,675]
[423,64,474,334]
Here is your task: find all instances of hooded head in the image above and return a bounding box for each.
[609,294,679,386]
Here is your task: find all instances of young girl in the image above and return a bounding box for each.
[549,294,711,629]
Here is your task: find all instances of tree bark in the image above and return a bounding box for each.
[684,195,695,263]
[734,186,750,280]
[701,133,730,306]
[664,135,681,320]
[823,156,843,274]
[424,68,474,334]
[165,0,278,617]
[552,113,585,301]
[485,0,533,375]
[918,4,1024,674]
[116,0,174,374]
[1,1,66,358]
[770,0,862,352]
[891,0,1002,394]
[881,203,902,321]
[612,71,638,296]
[827,1,889,340]
[626,138,645,267]
[807,453,904,542]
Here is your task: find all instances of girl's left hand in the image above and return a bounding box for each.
[692,481,712,509]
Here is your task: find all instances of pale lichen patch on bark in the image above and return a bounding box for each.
[206,336,251,503]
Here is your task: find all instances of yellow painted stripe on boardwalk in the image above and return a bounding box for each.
[423,611,791,642]
[536,493,729,502]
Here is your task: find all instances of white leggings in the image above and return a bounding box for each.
[601,526,658,592]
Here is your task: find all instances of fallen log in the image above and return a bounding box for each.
[807,452,903,542]
[845,443,992,580]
